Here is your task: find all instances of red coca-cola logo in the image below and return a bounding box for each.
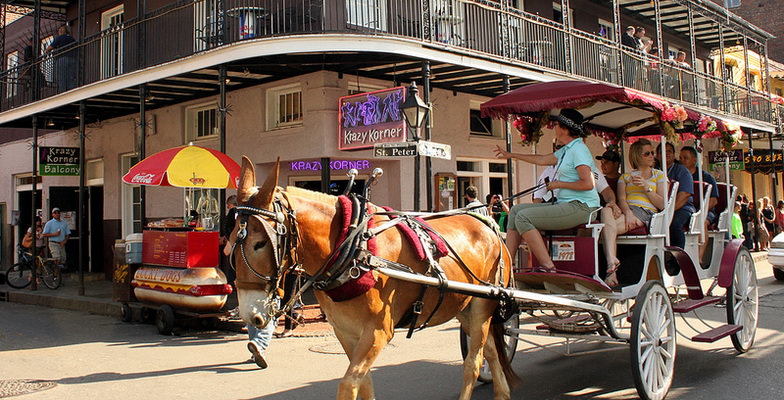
[131,173,155,184]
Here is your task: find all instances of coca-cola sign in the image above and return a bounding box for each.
[130,173,156,184]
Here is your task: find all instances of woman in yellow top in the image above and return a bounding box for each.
[601,138,667,286]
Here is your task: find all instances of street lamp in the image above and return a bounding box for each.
[400,82,430,139]
[400,82,431,211]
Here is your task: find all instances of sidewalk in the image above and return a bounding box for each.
[0,272,333,337]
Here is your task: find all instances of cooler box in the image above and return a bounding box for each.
[125,233,144,264]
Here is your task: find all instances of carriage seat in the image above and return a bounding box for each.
[540,207,603,237]
[685,181,713,233]
[618,180,679,238]
[708,183,737,231]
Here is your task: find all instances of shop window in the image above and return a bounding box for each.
[598,18,613,41]
[293,178,366,196]
[724,0,741,8]
[121,154,141,237]
[455,158,509,207]
[186,188,220,231]
[186,103,219,141]
[86,159,104,186]
[267,84,303,130]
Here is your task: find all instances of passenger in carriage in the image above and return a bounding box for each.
[602,139,667,287]
[679,146,719,260]
[656,142,695,249]
[494,109,600,272]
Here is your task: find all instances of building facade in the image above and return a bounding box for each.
[0,0,779,276]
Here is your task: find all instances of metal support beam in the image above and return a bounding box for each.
[762,42,779,205]
[687,6,698,100]
[718,24,727,112]
[320,158,331,193]
[218,66,227,241]
[654,0,665,96]
[78,0,86,87]
[31,115,39,291]
[561,0,573,74]
[139,84,147,229]
[423,60,433,211]
[78,101,86,296]
[32,0,41,101]
[504,76,513,201]
[612,0,623,86]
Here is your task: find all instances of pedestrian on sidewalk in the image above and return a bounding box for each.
[222,194,274,369]
[42,208,70,268]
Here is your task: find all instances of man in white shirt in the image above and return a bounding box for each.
[42,207,71,266]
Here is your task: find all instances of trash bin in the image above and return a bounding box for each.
[112,239,135,303]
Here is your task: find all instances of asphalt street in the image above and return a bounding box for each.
[1,260,783,399]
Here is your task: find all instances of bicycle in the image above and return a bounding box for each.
[6,246,62,290]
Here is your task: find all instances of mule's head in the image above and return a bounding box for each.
[229,156,287,329]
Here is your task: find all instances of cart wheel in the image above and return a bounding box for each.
[726,247,758,353]
[120,303,133,323]
[459,313,519,383]
[630,281,676,400]
[140,307,154,323]
[156,305,176,335]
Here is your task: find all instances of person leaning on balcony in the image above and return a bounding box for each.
[493,109,600,273]
[621,26,637,49]
[44,24,77,92]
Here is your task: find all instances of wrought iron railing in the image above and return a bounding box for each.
[0,0,776,126]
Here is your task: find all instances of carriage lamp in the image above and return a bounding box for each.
[401,82,430,139]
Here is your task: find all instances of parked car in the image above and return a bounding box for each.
[767,232,784,280]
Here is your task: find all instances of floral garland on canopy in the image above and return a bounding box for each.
[720,121,743,152]
[657,104,689,143]
[511,112,549,146]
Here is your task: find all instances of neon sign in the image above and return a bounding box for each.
[338,87,408,150]
[290,159,371,172]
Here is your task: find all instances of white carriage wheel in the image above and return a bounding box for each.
[630,281,676,400]
[459,313,519,383]
[726,247,758,353]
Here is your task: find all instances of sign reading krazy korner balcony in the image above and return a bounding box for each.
[39,146,80,176]
[339,87,408,150]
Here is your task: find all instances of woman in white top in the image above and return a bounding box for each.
[601,139,667,287]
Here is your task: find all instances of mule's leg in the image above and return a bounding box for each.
[482,325,512,400]
[333,317,393,400]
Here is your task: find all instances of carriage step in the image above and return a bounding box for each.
[536,315,594,332]
[672,296,722,313]
[691,324,742,343]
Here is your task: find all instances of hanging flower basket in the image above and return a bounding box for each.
[694,114,718,139]
[512,113,547,146]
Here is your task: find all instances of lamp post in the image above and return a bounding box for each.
[401,82,430,211]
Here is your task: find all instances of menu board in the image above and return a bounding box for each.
[142,230,219,268]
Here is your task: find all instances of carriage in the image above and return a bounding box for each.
[227,81,757,400]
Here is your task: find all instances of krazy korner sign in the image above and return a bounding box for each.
[339,87,408,150]
[39,146,80,176]
[708,149,744,171]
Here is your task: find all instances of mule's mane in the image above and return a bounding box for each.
[285,186,339,207]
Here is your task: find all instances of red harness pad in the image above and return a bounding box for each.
[324,196,377,302]
[382,207,449,261]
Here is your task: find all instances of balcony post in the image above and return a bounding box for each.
[762,43,779,205]
[78,101,86,296]
[719,24,727,112]
[654,0,664,96]
[31,115,39,291]
[139,84,147,229]
[743,36,753,118]
[504,75,513,199]
[612,0,623,86]
[560,0,573,74]
[219,65,227,230]
[422,60,433,211]
[687,5,697,102]
[137,0,146,68]
[0,4,5,104]
[500,0,510,58]
[33,0,41,101]
[78,0,86,87]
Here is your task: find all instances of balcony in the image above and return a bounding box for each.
[0,0,777,127]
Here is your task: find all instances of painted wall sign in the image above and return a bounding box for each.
[290,159,372,172]
[339,86,408,150]
[742,149,783,174]
[39,146,80,176]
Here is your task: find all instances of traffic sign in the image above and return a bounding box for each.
[418,140,452,160]
[374,142,418,157]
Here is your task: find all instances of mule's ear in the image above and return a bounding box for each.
[237,156,256,204]
[254,157,280,208]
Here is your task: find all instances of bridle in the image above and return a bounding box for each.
[230,192,300,317]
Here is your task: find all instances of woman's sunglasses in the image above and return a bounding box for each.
[642,151,654,156]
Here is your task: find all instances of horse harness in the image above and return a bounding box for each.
[231,191,511,336]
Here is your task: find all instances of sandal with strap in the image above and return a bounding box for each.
[604,260,621,288]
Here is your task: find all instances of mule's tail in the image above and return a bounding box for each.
[491,319,521,388]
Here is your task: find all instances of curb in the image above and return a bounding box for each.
[6,290,120,318]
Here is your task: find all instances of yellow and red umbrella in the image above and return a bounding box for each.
[122,145,240,189]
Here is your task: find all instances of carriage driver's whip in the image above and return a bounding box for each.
[466,182,547,213]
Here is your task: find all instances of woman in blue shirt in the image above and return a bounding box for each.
[494,109,600,272]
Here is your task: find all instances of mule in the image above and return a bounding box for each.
[228,156,518,400]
